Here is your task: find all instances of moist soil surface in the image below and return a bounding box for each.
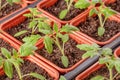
[107,0,120,13]
[5,18,42,42]
[43,0,85,21]
[36,38,85,68]
[0,38,14,55]
[0,60,54,80]
[84,66,120,80]
[0,0,22,18]
[78,16,120,42]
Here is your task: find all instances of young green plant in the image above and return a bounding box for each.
[39,23,79,67]
[0,36,46,80]
[0,0,21,16]
[89,0,116,36]
[14,8,49,37]
[77,44,120,80]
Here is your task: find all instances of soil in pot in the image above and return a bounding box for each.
[78,16,120,42]
[36,38,86,68]
[0,0,22,18]
[0,38,14,55]
[106,0,120,13]
[0,60,54,80]
[5,18,42,42]
[43,0,85,21]
[84,66,120,80]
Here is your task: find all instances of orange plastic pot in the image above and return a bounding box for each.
[23,0,37,4]
[70,10,120,46]
[76,46,120,80]
[0,55,59,80]
[104,0,116,4]
[0,9,61,47]
[0,1,27,21]
[34,33,92,73]
[37,0,92,24]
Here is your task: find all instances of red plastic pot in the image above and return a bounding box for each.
[104,0,116,4]
[0,9,61,47]
[75,46,120,80]
[37,0,93,24]
[0,1,27,21]
[23,0,37,4]
[70,10,120,46]
[34,33,92,73]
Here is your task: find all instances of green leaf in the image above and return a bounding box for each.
[13,0,20,3]
[115,59,120,73]
[14,30,28,37]
[22,34,41,45]
[1,48,11,59]
[23,13,32,17]
[29,8,40,16]
[61,55,69,67]
[0,56,3,66]
[74,0,90,9]
[29,20,37,29]
[3,60,13,78]
[58,34,69,43]
[82,51,97,59]
[44,36,53,54]
[91,75,104,80]
[59,75,66,80]
[39,29,52,35]
[29,73,46,80]
[60,24,79,33]
[89,8,97,17]
[98,27,105,36]
[99,57,110,64]
[59,9,68,19]
[6,0,13,5]
[76,44,94,51]
[102,48,112,56]
[12,49,18,58]
[53,23,58,33]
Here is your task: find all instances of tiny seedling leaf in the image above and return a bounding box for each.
[61,55,69,67]
[1,48,11,59]
[98,27,105,36]
[14,30,28,37]
[44,36,53,54]
[59,9,68,19]
[3,60,13,78]
[29,73,46,80]
[59,75,66,80]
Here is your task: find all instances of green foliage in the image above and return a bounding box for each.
[40,23,79,67]
[89,1,116,36]
[59,0,74,19]
[59,75,66,80]
[77,43,120,80]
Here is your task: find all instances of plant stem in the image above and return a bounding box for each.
[98,13,103,28]
[113,73,119,80]
[67,0,74,11]
[109,69,113,80]
[22,74,31,78]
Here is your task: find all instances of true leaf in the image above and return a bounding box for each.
[53,23,58,33]
[98,27,105,36]
[1,48,11,59]
[89,8,97,17]
[76,44,94,51]
[6,0,13,5]
[3,60,13,78]
[44,36,53,54]
[14,30,27,37]
[61,55,69,67]
[82,51,97,59]
[29,20,37,29]
[102,48,112,56]
[0,56,3,66]
[29,73,46,80]
[115,59,120,73]
[59,9,68,19]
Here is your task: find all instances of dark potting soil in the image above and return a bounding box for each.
[43,0,85,21]
[0,0,22,18]
[36,38,85,68]
[5,18,42,42]
[0,60,54,80]
[84,66,120,80]
[78,16,120,42]
[0,38,14,55]
[107,0,120,13]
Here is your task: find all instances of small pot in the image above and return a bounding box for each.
[104,0,116,4]
[0,0,27,21]
[37,0,92,24]
[23,0,37,4]
[34,33,92,73]
[75,46,120,80]
[70,10,120,46]
[0,9,61,47]
[0,55,59,80]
